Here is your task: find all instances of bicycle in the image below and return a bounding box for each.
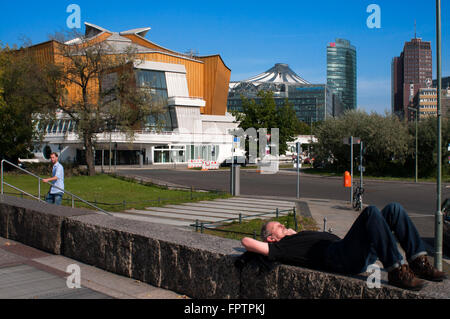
[442,198,450,222]
[352,184,364,211]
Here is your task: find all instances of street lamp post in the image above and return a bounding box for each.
[114,143,118,172]
[296,142,301,199]
[434,0,443,271]
[408,107,418,183]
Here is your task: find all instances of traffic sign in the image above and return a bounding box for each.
[296,142,302,154]
[233,137,240,151]
[343,137,361,145]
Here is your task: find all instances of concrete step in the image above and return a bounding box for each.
[196,199,295,210]
[161,204,287,216]
[164,202,292,214]
[121,210,225,223]
[130,207,242,219]
[112,212,192,227]
[228,197,296,206]
[206,196,295,204]
[126,207,237,220]
[121,209,279,225]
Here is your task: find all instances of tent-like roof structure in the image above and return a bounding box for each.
[242,63,310,85]
[65,22,195,60]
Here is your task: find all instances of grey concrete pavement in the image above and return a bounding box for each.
[0,237,188,299]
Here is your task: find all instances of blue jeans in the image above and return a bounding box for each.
[324,203,427,274]
[45,193,63,206]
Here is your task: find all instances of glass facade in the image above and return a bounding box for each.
[38,119,77,135]
[227,84,333,123]
[135,70,175,131]
[327,38,357,111]
[153,144,220,164]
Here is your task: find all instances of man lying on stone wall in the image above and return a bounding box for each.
[240,203,447,291]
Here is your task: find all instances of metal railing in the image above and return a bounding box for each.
[190,207,298,239]
[1,159,113,216]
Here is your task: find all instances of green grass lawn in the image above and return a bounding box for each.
[1,173,230,212]
[201,213,319,241]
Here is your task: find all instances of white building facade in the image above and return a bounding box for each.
[34,60,238,166]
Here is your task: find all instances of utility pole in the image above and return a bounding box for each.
[408,107,418,183]
[296,142,301,199]
[360,141,364,191]
[434,0,443,271]
[350,136,354,206]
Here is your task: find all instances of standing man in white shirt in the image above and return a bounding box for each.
[43,152,64,205]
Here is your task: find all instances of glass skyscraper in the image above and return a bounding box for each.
[327,38,357,111]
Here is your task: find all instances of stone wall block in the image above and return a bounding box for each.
[63,219,107,270]
[0,202,62,254]
[130,235,162,287]
[239,265,280,299]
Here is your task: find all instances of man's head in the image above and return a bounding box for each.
[50,152,59,165]
[260,221,290,243]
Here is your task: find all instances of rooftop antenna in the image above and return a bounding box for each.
[414,20,417,39]
[185,49,198,58]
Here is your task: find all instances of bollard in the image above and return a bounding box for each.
[239,213,242,224]
[293,207,298,231]
[276,208,279,219]
[323,217,327,232]
[195,220,199,232]
[200,223,204,234]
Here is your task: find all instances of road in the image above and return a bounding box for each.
[117,167,450,242]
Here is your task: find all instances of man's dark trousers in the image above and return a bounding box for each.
[324,203,427,274]
[45,193,63,206]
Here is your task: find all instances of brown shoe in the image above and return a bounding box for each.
[409,255,448,282]
[388,264,426,291]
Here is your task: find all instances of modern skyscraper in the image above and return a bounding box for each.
[327,38,357,111]
[391,36,432,120]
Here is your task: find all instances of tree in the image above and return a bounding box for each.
[0,45,44,163]
[30,31,164,176]
[275,99,302,155]
[294,120,312,136]
[314,110,411,175]
[232,90,299,156]
[410,117,450,178]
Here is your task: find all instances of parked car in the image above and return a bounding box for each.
[220,156,248,167]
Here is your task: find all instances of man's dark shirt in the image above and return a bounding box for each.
[268,231,341,269]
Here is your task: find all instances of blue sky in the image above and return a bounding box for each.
[0,0,448,114]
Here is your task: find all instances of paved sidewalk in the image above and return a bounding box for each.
[0,237,188,299]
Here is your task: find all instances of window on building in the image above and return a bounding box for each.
[135,70,173,131]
